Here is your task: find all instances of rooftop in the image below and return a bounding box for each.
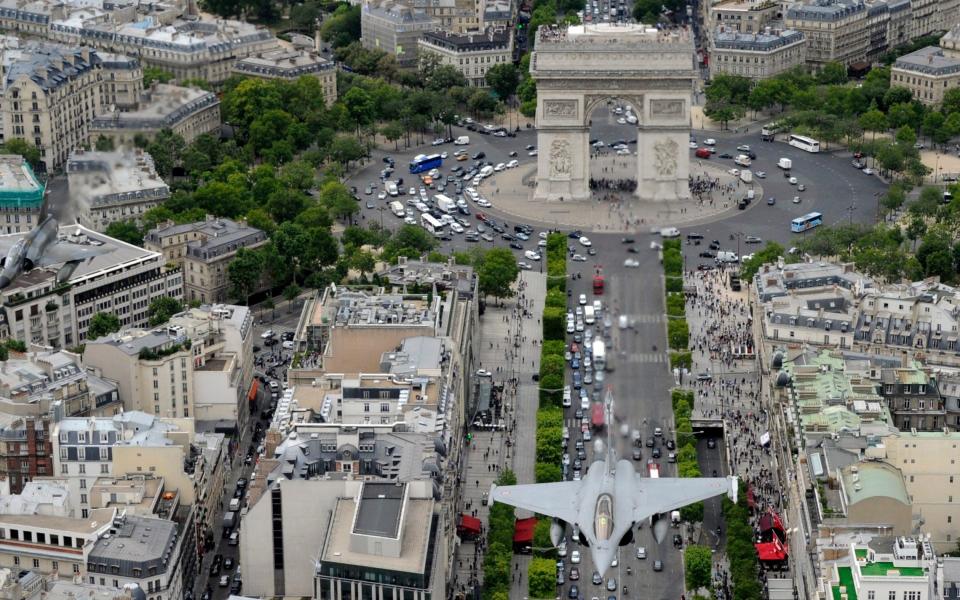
[91,83,218,131]
[3,41,100,92]
[233,48,333,77]
[144,217,266,262]
[316,288,435,328]
[786,0,866,21]
[363,0,438,25]
[536,22,694,46]
[713,28,804,51]
[0,155,44,208]
[354,482,404,538]
[421,28,512,51]
[0,507,115,534]
[894,46,960,76]
[88,513,178,573]
[840,461,910,506]
[67,150,169,209]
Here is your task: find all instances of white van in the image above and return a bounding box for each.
[479,165,494,178]
[734,155,752,167]
[659,227,680,238]
[778,157,792,170]
[390,201,405,217]
[584,305,595,324]
[229,498,241,511]
[454,136,470,145]
[385,181,398,196]
[715,251,739,264]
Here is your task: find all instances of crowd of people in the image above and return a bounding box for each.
[685,265,787,575]
[589,176,638,192]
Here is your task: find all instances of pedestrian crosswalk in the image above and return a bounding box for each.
[624,314,664,324]
[623,352,668,364]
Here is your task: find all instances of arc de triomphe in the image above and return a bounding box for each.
[530,23,695,202]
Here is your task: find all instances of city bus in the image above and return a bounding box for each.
[787,134,820,153]
[791,212,823,233]
[409,154,443,174]
[420,213,447,236]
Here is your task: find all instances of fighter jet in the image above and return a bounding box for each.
[489,389,737,576]
[0,216,113,290]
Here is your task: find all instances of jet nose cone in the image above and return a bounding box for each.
[0,275,11,289]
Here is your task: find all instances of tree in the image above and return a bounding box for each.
[527,557,557,598]
[143,67,174,86]
[104,221,143,246]
[1,139,41,170]
[320,4,361,49]
[818,61,848,85]
[283,283,302,312]
[485,64,520,101]
[87,312,121,340]
[427,65,469,91]
[684,545,713,592]
[943,88,960,118]
[883,86,914,109]
[94,135,115,151]
[895,124,917,147]
[478,248,519,303]
[227,247,263,305]
[534,461,562,483]
[858,108,887,139]
[739,242,786,278]
[320,180,359,223]
[381,121,404,150]
[328,135,366,168]
[148,296,184,326]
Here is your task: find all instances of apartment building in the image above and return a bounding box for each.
[892,29,960,106]
[67,150,170,233]
[232,49,338,107]
[0,155,44,235]
[711,28,807,79]
[361,0,439,69]
[784,0,870,67]
[241,479,443,600]
[88,83,221,148]
[0,416,50,494]
[418,29,513,87]
[0,224,183,348]
[143,217,267,304]
[408,0,478,31]
[0,1,280,86]
[97,53,143,110]
[83,304,254,429]
[85,512,194,600]
[824,536,937,600]
[709,0,780,34]
[0,44,103,171]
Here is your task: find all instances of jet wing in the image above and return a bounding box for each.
[630,475,736,522]
[35,241,111,267]
[0,236,19,259]
[490,481,581,523]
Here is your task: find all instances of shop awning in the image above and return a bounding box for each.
[247,379,259,402]
[513,517,537,544]
[458,514,482,535]
[755,537,788,562]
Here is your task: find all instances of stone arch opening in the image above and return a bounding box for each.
[529,23,695,203]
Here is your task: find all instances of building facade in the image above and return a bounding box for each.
[784,1,870,68]
[891,40,960,106]
[232,49,338,107]
[89,84,221,148]
[67,150,170,233]
[0,416,50,494]
[711,28,807,80]
[360,1,438,69]
[0,155,44,235]
[144,217,267,304]
[0,225,183,348]
[417,29,513,87]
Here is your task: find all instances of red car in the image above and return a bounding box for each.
[475,211,487,221]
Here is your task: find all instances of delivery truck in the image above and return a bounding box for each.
[740,169,753,184]
[778,157,792,170]
[435,194,456,213]
[734,154,752,167]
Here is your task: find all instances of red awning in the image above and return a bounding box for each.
[747,485,756,509]
[458,514,482,535]
[247,379,259,402]
[513,517,537,544]
[755,538,788,562]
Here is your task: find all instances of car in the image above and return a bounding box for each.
[632,447,642,460]
[673,533,683,548]
[219,576,230,587]
[509,241,524,251]
[653,560,663,572]
[471,151,486,159]
[228,531,239,545]
[529,149,538,156]
[707,438,717,449]
[688,141,698,149]
[767,197,776,205]
[646,438,654,448]
[509,150,518,157]
[636,547,647,559]
[579,293,587,305]
[431,138,444,146]
[230,581,242,595]
[863,168,874,175]
[798,183,806,191]
[456,153,468,161]
[282,340,294,349]
[756,171,766,178]
[736,144,751,152]
[507,159,519,168]
[654,427,663,437]
[365,200,376,209]
[704,138,716,145]
[793,195,801,204]
[745,236,762,244]
[260,330,274,339]
[579,236,592,247]
[524,250,542,261]
[569,585,580,599]
[572,254,587,262]
[571,550,581,564]
[789,176,798,184]
[624,258,640,268]
[699,251,715,259]
[665,439,675,450]
[364,185,372,195]
[718,152,733,159]
[652,447,661,459]
[728,168,740,176]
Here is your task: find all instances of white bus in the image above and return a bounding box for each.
[788,134,820,153]
[421,213,447,236]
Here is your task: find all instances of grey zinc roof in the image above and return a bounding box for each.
[713,29,804,51]
[5,42,101,91]
[87,514,177,576]
[894,46,960,76]
[353,482,404,538]
[786,0,865,20]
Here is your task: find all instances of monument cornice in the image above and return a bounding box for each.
[535,79,693,91]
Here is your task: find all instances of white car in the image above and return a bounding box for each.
[593,140,605,148]
[260,330,274,339]
[863,168,875,175]
[755,171,766,179]
[518,261,532,270]
[408,187,416,195]
[440,151,448,159]
[579,236,592,247]
[495,163,505,172]
[507,159,519,168]
[704,138,716,145]
[377,191,387,200]
[789,176,798,185]
[404,216,417,225]
[450,222,464,233]
[581,396,590,410]
[736,144,751,152]
[539,231,548,239]
[617,117,626,124]
[688,142,698,149]
[476,199,492,208]
[579,293,587,305]
[636,547,647,559]
[616,148,631,155]
[524,250,542,261]
[282,340,294,349]
[728,168,740,176]
[431,138,444,146]
[494,130,507,137]
[415,202,429,213]
[793,196,801,204]
[624,258,640,268]
[572,254,586,261]
[528,149,538,156]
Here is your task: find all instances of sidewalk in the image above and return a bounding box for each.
[451,271,546,599]
[478,156,760,233]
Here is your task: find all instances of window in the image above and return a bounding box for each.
[60,464,68,474]
[32,559,39,568]
[77,432,86,443]
[78,464,85,474]
[889,592,896,600]
[80,479,86,489]
[101,464,109,474]
[80,494,87,504]
[363,403,370,413]
[52,561,58,571]
[12,557,18,566]
[60,446,68,459]
[73,564,80,574]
